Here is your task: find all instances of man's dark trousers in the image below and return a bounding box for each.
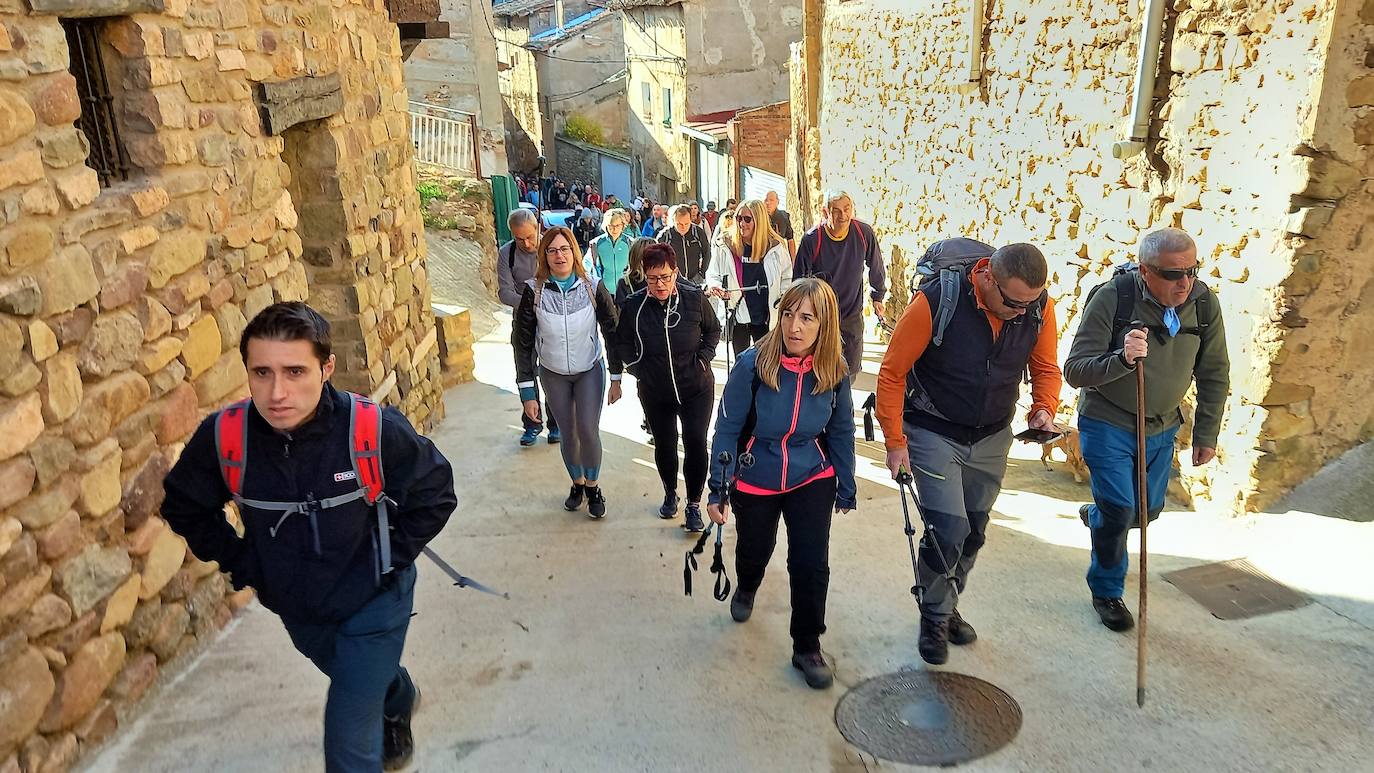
[282,564,419,773]
[512,329,557,433]
[839,312,864,382]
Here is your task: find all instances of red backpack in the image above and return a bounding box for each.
[214,392,396,583]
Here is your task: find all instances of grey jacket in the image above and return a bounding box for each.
[1064,272,1230,447]
[496,240,539,308]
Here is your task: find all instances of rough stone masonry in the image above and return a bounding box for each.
[0,0,447,769]
[812,0,1374,513]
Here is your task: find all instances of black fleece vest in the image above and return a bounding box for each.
[905,268,1045,443]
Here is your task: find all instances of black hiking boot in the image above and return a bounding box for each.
[918,617,950,665]
[948,609,977,646]
[585,486,606,519]
[382,686,420,771]
[791,651,834,690]
[1079,504,1092,527]
[730,589,755,623]
[683,503,705,533]
[659,490,679,519]
[1093,597,1135,632]
[563,484,585,511]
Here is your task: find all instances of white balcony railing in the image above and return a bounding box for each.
[409,101,481,177]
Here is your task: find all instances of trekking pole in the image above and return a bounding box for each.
[895,471,923,608]
[1132,323,1149,707]
[894,471,957,611]
[685,451,735,602]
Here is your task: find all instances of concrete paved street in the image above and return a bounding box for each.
[81,308,1374,773]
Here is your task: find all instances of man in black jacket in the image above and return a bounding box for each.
[656,204,711,285]
[161,303,457,772]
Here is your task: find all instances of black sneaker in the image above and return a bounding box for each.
[949,609,977,646]
[586,486,606,519]
[683,503,705,533]
[1093,597,1135,632]
[659,490,679,519]
[918,617,949,665]
[791,651,834,690]
[1079,504,1092,527]
[730,589,755,623]
[563,484,585,511]
[382,686,420,771]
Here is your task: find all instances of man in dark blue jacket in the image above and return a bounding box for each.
[794,190,886,379]
[161,303,456,772]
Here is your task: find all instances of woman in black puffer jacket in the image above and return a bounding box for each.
[614,243,722,531]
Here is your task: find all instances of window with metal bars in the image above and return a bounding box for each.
[62,18,131,187]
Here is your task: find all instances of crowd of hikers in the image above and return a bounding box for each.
[158,187,1228,771]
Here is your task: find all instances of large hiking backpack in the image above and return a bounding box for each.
[914,237,996,346]
[215,392,397,585]
[1085,263,1213,344]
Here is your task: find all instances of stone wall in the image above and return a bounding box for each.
[0,0,443,768]
[816,0,1365,512]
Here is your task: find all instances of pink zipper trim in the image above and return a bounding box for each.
[815,438,828,465]
[779,367,804,489]
[736,467,835,496]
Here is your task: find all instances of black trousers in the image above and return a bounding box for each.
[639,385,714,501]
[732,476,837,654]
[728,320,768,360]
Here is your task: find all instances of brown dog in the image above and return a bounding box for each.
[1041,426,1088,483]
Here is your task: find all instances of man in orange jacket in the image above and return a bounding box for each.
[876,242,1061,665]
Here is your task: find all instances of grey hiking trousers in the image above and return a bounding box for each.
[905,423,1013,621]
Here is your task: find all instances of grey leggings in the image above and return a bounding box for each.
[539,362,606,482]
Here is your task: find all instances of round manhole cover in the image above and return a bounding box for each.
[835,671,1022,766]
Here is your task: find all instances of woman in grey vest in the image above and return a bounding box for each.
[513,227,624,518]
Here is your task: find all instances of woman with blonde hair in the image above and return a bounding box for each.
[705,278,857,690]
[514,227,624,519]
[586,208,635,292]
[705,198,792,362]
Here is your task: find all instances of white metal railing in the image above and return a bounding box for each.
[409,101,481,177]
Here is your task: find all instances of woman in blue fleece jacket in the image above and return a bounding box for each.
[706,278,857,690]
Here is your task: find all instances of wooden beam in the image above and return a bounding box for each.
[255,73,344,136]
[27,0,163,17]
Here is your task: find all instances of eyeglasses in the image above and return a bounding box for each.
[736,214,754,224]
[547,246,575,256]
[992,276,1039,310]
[645,272,676,286]
[1148,264,1201,281]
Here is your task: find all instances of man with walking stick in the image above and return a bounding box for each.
[1064,228,1229,637]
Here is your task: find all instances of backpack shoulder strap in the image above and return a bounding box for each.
[346,391,393,577]
[346,391,384,504]
[931,268,960,347]
[504,242,516,273]
[1111,270,1138,342]
[214,399,252,498]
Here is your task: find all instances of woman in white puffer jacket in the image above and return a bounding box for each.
[704,198,792,362]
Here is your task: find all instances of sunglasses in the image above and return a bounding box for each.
[736,214,754,223]
[1148,264,1201,281]
[992,276,1039,310]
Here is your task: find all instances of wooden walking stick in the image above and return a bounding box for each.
[1134,332,1149,708]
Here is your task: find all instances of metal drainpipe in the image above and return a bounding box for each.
[1112,0,1168,160]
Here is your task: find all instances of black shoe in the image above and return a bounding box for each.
[382,686,420,771]
[683,503,704,533]
[586,486,606,519]
[918,617,949,665]
[949,609,977,646]
[730,589,755,623]
[1079,504,1092,527]
[563,484,585,511]
[1093,597,1135,632]
[659,491,679,519]
[791,651,834,690]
